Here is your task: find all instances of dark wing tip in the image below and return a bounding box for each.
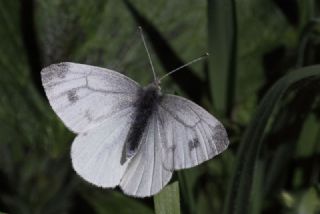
[41,62,70,84]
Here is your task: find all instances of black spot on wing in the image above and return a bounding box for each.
[67,89,79,103]
[188,138,199,150]
[212,124,228,152]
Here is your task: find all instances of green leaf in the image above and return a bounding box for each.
[207,0,237,116]
[298,0,316,23]
[154,181,181,214]
[249,160,264,214]
[223,65,320,214]
[295,113,319,158]
[296,187,320,214]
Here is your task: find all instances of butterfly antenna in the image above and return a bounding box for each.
[158,53,209,82]
[139,26,157,81]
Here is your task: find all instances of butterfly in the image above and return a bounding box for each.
[41,29,229,197]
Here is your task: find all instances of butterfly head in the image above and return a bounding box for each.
[149,79,161,93]
[143,84,161,97]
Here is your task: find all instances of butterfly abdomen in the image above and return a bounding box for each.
[120,84,161,164]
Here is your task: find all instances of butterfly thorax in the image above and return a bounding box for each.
[120,83,162,164]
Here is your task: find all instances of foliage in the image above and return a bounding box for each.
[0,0,319,213]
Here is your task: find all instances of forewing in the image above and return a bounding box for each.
[158,94,229,170]
[71,107,134,187]
[41,62,141,133]
[120,115,173,197]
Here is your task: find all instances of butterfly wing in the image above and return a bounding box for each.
[119,94,228,197]
[71,107,134,187]
[158,94,229,170]
[41,62,141,133]
[120,114,173,197]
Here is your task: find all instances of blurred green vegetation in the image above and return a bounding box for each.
[0,0,320,213]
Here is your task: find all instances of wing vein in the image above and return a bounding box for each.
[197,125,209,160]
[43,76,85,88]
[157,116,164,187]
[159,104,199,128]
[151,118,156,194]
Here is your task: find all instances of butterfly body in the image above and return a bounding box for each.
[121,83,161,164]
[41,62,229,197]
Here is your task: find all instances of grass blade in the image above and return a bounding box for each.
[154,182,181,214]
[20,0,45,98]
[207,0,237,116]
[223,65,320,214]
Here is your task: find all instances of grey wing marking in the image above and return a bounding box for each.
[158,94,229,170]
[41,62,141,133]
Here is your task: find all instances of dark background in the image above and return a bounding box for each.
[0,0,320,213]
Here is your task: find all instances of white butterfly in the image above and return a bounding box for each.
[41,30,229,197]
